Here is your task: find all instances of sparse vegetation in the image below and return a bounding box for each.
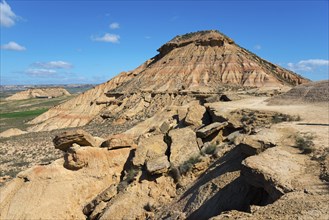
[202,144,217,155]
[12,161,30,167]
[294,133,315,154]
[6,168,20,177]
[117,180,128,192]
[125,168,139,183]
[312,148,329,162]
[179,155,202,175]
[169,163,181,183]
[144,201,156,212]
[272,113,301,124]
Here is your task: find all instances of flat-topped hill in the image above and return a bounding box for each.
[5,87,70,101]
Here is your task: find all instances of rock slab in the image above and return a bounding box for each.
[169,127,199,167]
[146,156,170,174]
[196,122,228,138]
[133,134,167,166]
[53,129,100,151]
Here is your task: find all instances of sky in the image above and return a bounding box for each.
[0,0,328,85]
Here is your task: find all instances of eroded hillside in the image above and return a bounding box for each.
[27,30,309,132]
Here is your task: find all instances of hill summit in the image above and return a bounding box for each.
[28,30,309,131]
[113,30,308,93]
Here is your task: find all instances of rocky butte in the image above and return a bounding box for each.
[27,30,308,132]
[1,30,328,220]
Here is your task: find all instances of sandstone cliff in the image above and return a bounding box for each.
[5,87,71,101]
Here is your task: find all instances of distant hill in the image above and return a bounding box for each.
[268,80,329,105]
[5,87,71,101]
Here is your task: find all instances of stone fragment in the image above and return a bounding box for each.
[196,122,228,138]
[234,134,276,156]
[159,121,171,133]
[101,133,136,150]
[144,93,152,103]
[146,156,170,175]
[184,103,207,128]
[53,129,99,151]
[169,127,199,167]
[226,130,242,143]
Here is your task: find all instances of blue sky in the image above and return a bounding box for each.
[1,0,328,85]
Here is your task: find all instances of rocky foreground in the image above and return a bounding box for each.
[1,96,328,219]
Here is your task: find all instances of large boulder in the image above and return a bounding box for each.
[234,129,278,156]
[234,135,273,156]
[0,147,131,220]
[169,127,199,167]
[53,129,101,151]
[124,107,179,137]
[205,103,242,128]
[241,147,303,201]
[99,176,176,220]
[184,103,207,128]
[133,134,167,166]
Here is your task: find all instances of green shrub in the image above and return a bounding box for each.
[125,168,138,183]
[295,133,315,154]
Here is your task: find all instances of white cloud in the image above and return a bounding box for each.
[287,59,329,72]
[298,59,329,66]
[0,0,18,27]
[1,41,26,51]
[109,22,120,29]
[33,61,73,69]
[25,69,57,77]
[91,33,120,43]
[254,45,261,50]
